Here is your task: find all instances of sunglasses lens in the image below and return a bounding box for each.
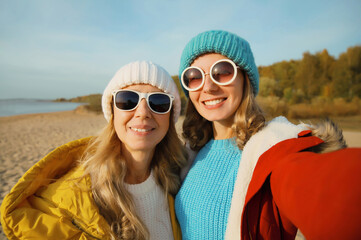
[114,91,139,110]
[183,68,203,90]
[149,93,171,113]
[211,61,235,84]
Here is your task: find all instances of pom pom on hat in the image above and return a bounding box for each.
[178,30,259,96]
[102,61,181,122]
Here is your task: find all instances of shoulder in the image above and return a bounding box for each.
[0,136,112,239]
[257,116,309,142]
[244,116,309,157]
[1,137,93,221]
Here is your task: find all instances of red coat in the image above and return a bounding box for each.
[241,130,361,240]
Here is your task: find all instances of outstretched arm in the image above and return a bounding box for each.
[271,148,361,240]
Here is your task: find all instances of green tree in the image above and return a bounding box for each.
[273,60,298,96]
[294,52,321,100]
[259,77,278,97]
[316,49,336,99]
[332,46,361,99]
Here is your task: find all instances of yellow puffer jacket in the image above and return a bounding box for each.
[0,137,181,240]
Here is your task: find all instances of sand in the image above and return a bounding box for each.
[343,131,361,148]
[0,110,360,238]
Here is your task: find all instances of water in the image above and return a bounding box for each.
[0,99,86,117]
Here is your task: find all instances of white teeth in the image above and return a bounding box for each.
[204,99,224,106]
[131,128,151,132]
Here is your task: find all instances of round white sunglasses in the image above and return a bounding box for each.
[181,59,240,91]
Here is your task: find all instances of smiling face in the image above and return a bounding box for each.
[113,84,170,154]
[189,53,244,127]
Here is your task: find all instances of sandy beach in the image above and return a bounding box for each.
[0,110,360,238]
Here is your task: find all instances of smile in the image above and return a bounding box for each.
[130,127,153,133]
[203,98,226,106]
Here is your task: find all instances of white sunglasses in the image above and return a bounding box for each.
[112,89,174,114]
[181,59,240,91]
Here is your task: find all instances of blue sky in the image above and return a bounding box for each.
[1,0,360,99]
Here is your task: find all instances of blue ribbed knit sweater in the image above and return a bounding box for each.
[175,138,242,240]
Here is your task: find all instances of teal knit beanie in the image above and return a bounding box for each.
[179,30,259,97]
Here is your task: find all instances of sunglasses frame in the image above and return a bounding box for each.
[112,89,174,114]
[181,59,241,92]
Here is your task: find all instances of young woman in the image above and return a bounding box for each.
[175,30,361,240]
[1,61,186,240]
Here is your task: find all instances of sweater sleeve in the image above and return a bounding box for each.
[270,147,361,240]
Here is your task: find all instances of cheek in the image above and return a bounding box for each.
[155,114,170,138]
[113,109,130,132]
[113,108,122,124]
[159,115,170,130]
[228,75,244,102]
[189,92,200,105]
[228,88,243,111]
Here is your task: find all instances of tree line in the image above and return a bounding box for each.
[258,45,361,103]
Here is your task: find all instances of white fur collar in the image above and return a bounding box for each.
[225,116,308,240]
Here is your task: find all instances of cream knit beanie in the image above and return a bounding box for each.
[102,61,181,122]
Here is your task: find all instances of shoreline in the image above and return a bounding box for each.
[0,108,93,119]
[0,98,87,118]
[0,110,76,119]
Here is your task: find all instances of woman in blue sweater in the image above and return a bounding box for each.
[174,30,361,240]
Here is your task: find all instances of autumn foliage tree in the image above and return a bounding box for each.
[258,45,361,102]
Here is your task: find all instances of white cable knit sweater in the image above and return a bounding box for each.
[125,172,174,240]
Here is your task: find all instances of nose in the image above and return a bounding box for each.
[202,74,218,92]
[134,99,152,118]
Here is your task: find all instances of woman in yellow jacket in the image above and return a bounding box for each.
[0,61,186,240]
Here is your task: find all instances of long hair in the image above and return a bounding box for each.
[183,72,265,151]
[80,109,187,240]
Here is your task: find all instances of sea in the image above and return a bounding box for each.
[0,99,85,117]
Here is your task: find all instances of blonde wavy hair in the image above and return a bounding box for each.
[183,72,265,151]
[80,108,187,240]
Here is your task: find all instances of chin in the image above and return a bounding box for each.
[130,143,157,151]
[201,111,235,123]
[203,115,226,122]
